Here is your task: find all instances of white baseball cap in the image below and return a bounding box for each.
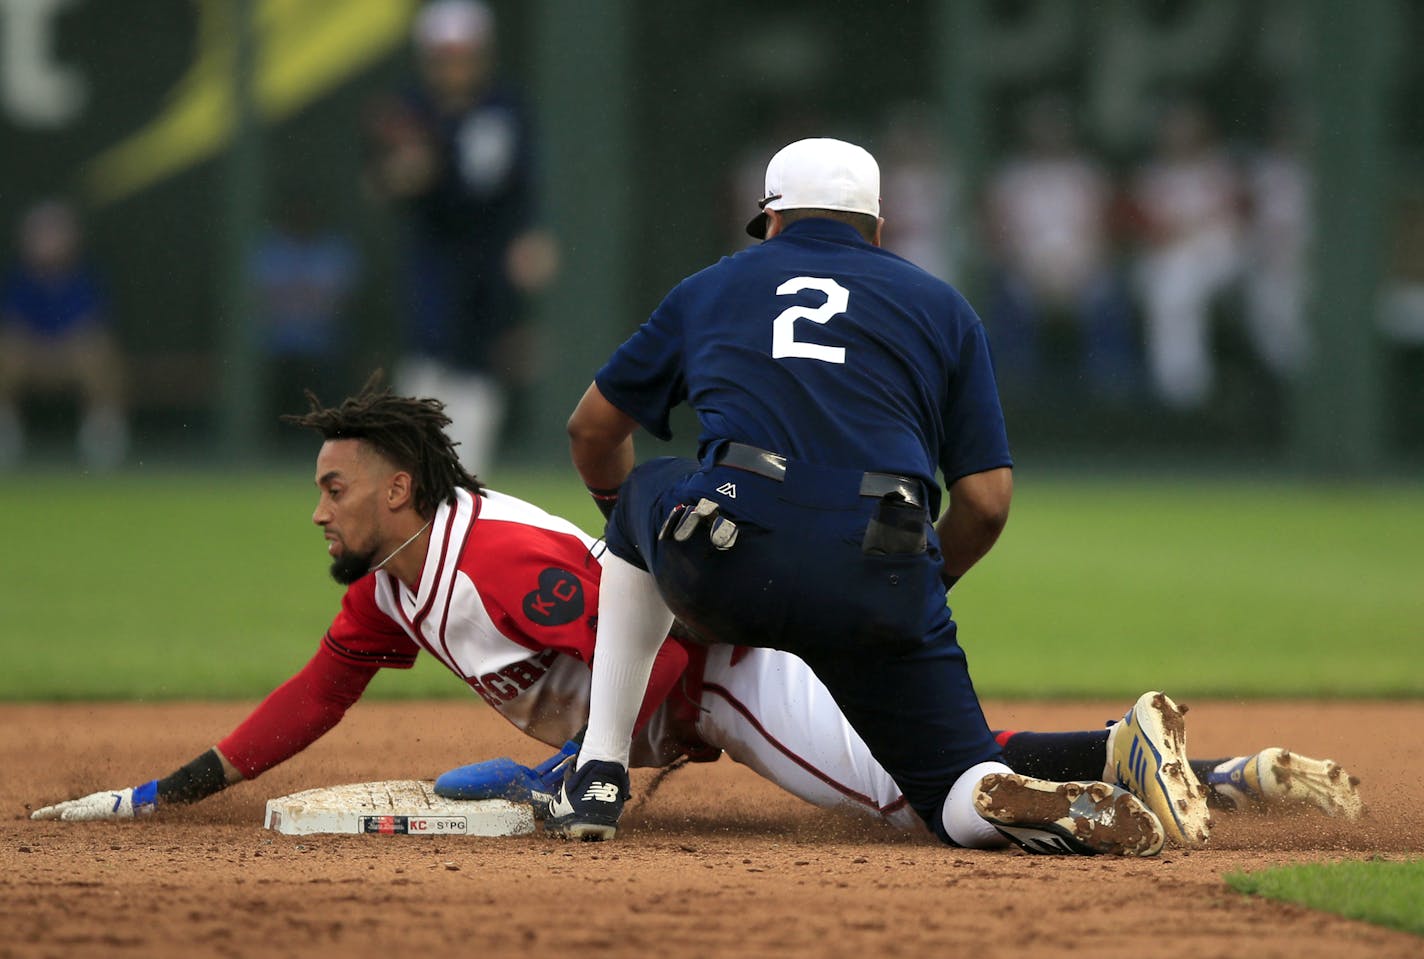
[745,137,881,239]
[414,0,493,49]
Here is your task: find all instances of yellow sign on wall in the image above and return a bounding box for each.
[85,0,416,205]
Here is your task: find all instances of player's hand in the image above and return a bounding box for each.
[504,229,559,293]
[31,781,158,821]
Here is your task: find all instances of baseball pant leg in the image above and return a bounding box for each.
[696,644,920,830]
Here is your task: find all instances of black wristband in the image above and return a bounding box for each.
[156,749,230,805]
[587,485,620,521]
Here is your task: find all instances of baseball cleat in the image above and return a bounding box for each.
[974,773,1165,857]
[544,758,629,841]
[1204,748,1364,820]
[1110,691,1212,847]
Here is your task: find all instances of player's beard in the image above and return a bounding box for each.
[329,546,378,585]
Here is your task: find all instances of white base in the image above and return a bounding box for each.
[263,780,536,837]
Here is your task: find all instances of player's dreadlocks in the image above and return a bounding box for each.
[282,372,483,518]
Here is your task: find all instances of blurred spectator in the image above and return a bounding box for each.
[251,188,359,433]
[1130,99,1245,410]
[0,200,128,470]
[1380,176,1424,446]
[1380,178,1424,345]
[1241,105,1312,380]
[365,0,556,476]
[878,101,964,283]
[983,95,1136,400]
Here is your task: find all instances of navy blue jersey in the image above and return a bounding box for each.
[595,218,1012,515]
[402,82,536,255]
[397,82,538,369]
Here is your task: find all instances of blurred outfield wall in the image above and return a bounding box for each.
[2,0,1423,473]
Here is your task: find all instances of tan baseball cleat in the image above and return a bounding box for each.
[1109,691,1213,847]
[974,773,1165,857]
[1204,748,1364,820]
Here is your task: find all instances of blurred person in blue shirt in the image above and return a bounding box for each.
[251,188,360,438]
[0,199,128,470]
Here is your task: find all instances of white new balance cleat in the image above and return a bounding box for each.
[1109,691,1212,847]
[1205,748,1364,820]
[974,773,1165,857]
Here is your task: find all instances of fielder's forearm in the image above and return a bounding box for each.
[936,508,1004,578]
[568,381,638,492]
[936,467,1013,581]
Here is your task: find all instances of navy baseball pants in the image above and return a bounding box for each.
[604,454,1003,839]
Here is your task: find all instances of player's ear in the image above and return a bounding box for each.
[385,471,414,511]
[763,208,784,240]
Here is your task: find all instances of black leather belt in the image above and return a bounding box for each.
[715,442,925,509]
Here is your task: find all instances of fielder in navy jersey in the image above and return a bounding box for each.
[555,137,1176,853]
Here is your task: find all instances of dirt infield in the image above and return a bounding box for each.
[3,699,1421,959]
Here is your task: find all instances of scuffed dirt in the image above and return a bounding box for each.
[3,699,1421,959]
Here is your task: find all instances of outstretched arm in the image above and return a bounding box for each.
[31,647,378,821]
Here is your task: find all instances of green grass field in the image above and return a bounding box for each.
[1227,859,1424,936]
[2,467,1420,700]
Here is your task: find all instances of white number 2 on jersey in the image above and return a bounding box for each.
[771,276,848,364]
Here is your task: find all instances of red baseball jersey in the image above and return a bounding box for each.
[321,487,694,765]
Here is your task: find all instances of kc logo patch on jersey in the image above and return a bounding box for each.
[522,567,584,626]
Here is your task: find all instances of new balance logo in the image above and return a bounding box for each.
[581,782,621,803]
[715,482,737,498]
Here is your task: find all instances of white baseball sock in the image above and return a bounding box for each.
[577,552,675,770]
[940,761,1014,848]
[77,404,129,471]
